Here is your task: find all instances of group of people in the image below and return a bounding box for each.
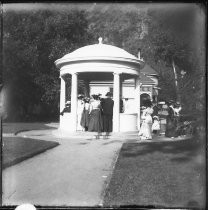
[138,99,182,140]
[61,94,182,140]
[77,92,114,139]
[138,100,160,140]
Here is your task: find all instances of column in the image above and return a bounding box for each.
[71,73,78,131]
[120,77,124,113]
[60,76,66,112]
[113,72,120,132]
[135,76,141,130]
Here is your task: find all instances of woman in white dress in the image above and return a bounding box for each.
[138,100,154,140]
[77,95,85,131]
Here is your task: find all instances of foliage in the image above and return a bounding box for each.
[87,9,148,53]
[146,5,205,115]
[3,9,92,121]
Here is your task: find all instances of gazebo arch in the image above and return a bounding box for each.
[55,38,144,132]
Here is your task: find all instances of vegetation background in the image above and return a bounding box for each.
[1,3,206,124]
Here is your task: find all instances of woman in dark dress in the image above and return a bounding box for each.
[88,95,103,138]
[165,100,178,138]
[80,98,90,131]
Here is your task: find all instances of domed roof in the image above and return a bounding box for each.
[55,38,142,68]
[63,43,137,60]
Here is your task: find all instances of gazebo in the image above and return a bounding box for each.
[55,38,144,132]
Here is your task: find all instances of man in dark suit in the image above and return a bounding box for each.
[101,92,114,138]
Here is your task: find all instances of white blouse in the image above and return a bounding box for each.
[84,102,90,111]
[77,100,84,114]
[89,100,100,113]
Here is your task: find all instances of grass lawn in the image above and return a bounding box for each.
[2,137,59,169]
[2,122,57,134]
[103,138,206,208]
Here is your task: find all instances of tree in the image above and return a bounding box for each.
[3,9,92,121]
[145,5,205,115]
[87,9,148,51]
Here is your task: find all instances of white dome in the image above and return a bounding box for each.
[63,43,137,60]
[55,40,141,68]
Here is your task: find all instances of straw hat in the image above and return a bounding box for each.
[105,92,113,97]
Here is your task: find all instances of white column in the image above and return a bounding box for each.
[113,72,120,132]
[71,73,78,131]
[60,76,66,112]
[135,76,141,130]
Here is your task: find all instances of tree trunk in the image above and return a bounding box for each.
[172,59,181,103]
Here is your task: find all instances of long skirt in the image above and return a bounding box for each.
[139,115,152,140]
[88,109,103,132]
[139,122,152,139]
[77,113,84,131]
[165,116,178,137]
[102,114,113,132]
[81,109,90,129]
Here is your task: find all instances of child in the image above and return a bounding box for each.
[152,116,160,135]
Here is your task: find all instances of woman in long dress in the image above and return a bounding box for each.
[138,100,154,140]
[165,100,178,138]
[80,98,90,131]
[88,95,103,138]
[77,95,85,131]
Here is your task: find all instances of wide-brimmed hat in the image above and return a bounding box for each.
[153,115,159,120]
[168,100,174,105]
[78,94,84,99]
[91,94,99,100]
[105,92,113,96]
[175,101,181,106]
